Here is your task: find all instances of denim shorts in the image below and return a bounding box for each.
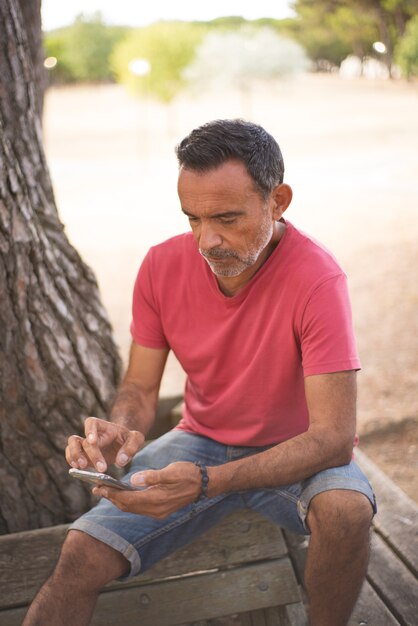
[70,430,376,579]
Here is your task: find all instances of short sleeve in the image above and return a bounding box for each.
[130,250,169,349]
[301,273,361,376]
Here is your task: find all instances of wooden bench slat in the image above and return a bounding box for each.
[279,603,309,626]
[250,604,308,626]
[349,579,402,625]
[179,616,242,626]
[88,559,300,626]
[0,524,66,609]
[247,609,268,626]
[355,448,418,577]
[0,557,300,626]
[366,533,418,626]
[0,510,287,610]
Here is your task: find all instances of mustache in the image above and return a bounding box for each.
[199,247,239,260]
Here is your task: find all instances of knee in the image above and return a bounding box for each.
[307,490,373,542]
[53,530,129,591]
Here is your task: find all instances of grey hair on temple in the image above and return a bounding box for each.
[175,119,285,199]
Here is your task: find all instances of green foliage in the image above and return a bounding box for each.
[395,14,418,76]
[41,4,418,88]
[44,13,128,83]
[205,16,248,29]
[290,0,418,67]
[43,34,75,83]
[288,3,379,66]
[110,22,206,102]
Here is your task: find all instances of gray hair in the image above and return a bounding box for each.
[175,119,284,199]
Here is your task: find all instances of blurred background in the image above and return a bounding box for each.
[40,1,418,497]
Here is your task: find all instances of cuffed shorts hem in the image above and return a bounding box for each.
[68,519,142,577]
[297,473,377,533]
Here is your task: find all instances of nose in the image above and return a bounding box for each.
[197,221,222,251]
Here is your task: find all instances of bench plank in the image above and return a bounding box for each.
[0,510,287,610]
[367,533,418,626]
[355,448,418,577]
[246,610,268,626]
[0,524,66,609]
[250,604,308,626]
[280,603,309,626]
[89,559,300,626]
[5,560,300,626]
[349,580,401,626]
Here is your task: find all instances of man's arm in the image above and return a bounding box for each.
[110,342,170,434]
[65,342,169,471]
[207,370,357,496]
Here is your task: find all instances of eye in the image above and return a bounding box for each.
[218,216,236,225]
[188,216,199,223]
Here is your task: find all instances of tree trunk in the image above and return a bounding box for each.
[374,6,394,76]
[16,0,46,116]
[0,0,122,534]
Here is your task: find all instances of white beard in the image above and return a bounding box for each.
[200,219,274,278]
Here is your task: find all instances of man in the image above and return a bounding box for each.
[23,119,376,626]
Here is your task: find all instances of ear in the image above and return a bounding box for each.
[271,184,292,220]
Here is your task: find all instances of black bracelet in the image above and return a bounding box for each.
[194,461,209,502]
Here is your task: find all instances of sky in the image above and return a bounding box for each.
[41,0,295,31]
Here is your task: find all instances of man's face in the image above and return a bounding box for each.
[178,161,275,278]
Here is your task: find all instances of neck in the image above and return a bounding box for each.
[216,220,286,297]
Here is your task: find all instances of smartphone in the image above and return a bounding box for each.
[69,468,143,491]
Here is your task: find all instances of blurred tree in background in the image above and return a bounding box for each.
[287,3,379,67]
[184,27,309,91]
[44,13,128,83]
[395,14,418,76]
[42,3,418,93]
[110,21,206,102]
[290,0,418,73]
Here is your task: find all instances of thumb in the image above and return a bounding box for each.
[130,469,161,487]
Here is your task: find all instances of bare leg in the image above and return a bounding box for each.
[22,530,129,626]
[304,490,373,626]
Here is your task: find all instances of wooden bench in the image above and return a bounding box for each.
[0,509,307,625]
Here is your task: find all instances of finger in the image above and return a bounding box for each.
[66,435,89,468]
[116,430,144,467]
[81,439,107,472]
[84,417,99,445]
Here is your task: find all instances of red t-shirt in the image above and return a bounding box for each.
[130,221,360,446]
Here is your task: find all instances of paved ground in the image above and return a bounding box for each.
[43,74,418,501]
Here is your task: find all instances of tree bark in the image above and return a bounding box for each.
[0,0,122,533]
[16,0,46,116]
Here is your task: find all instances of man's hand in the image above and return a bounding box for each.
[92,462,202,519]
[65,417,145,472]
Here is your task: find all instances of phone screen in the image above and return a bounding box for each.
[69,468,142,491]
